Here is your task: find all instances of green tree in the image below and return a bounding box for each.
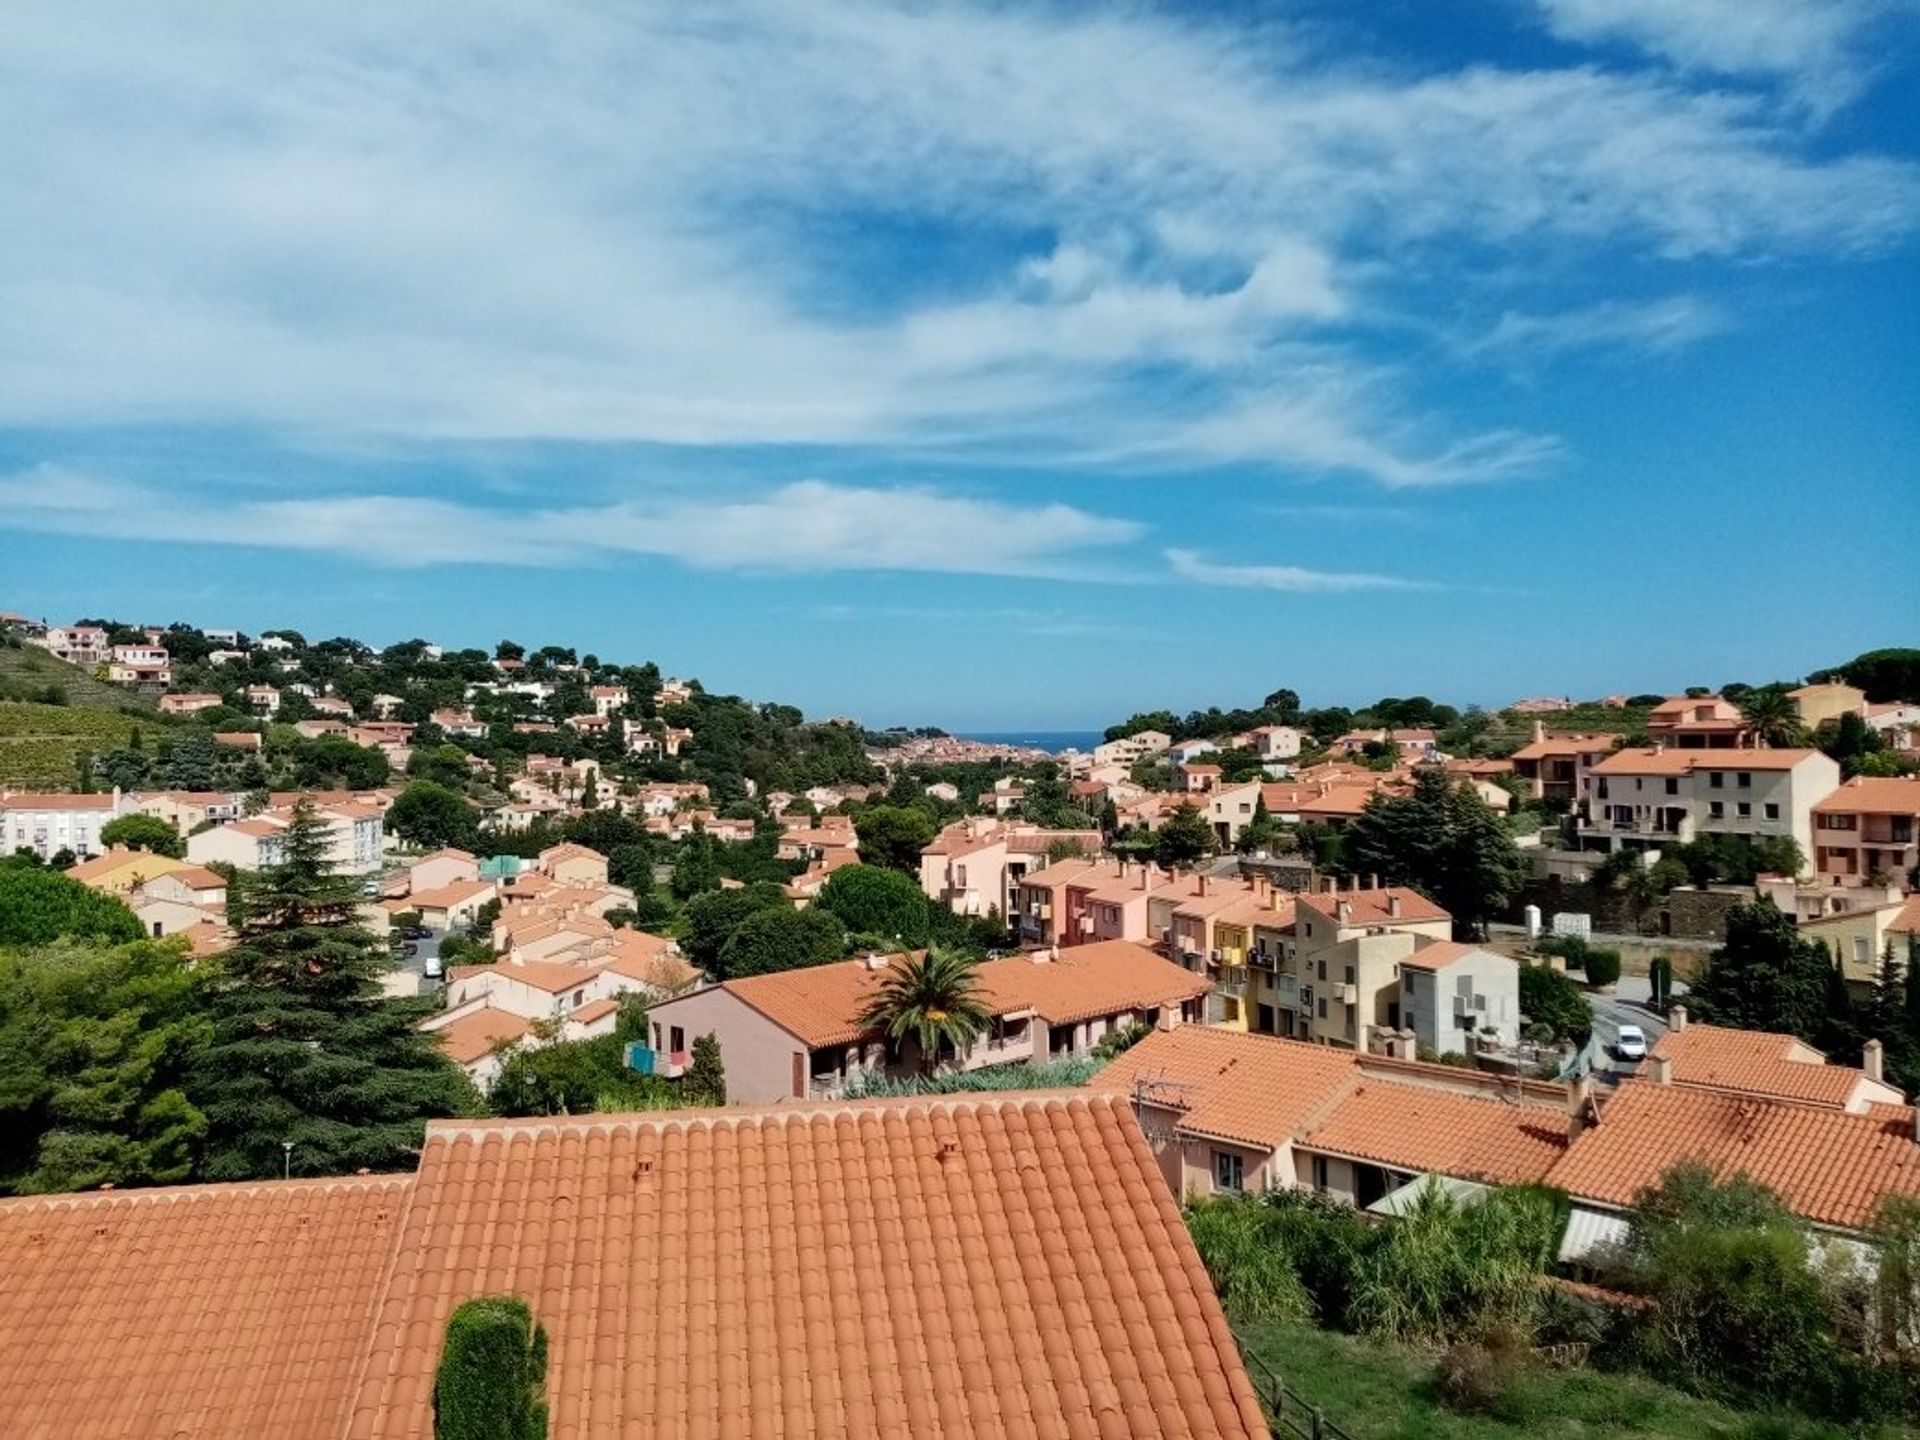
[671,827,722,899]
[1518,963,1592,1043]
[386,780,480,852]
[434,1296,548,1440]
[857,946,990,1077]
[852,805,939,873]
[196,801,477,1179]
[679,883,788,977]
[719,905,847,979]
[816,865,933,947]
[164,727,219,791]
[1343,767,1528,938]
[0,864,143,946]
[1155,803,1216,868]
[1686,900,1840,1041]
[98,813,187,858]
[0,939,211,1194]
[683,1033,726,1106]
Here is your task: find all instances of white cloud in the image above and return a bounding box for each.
[1533,0,1910,108]
[1165,548,1422,593]
[0,1,1909,489]
[0,467,1140,578]
[1466,296,1728,359]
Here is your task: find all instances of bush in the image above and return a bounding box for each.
[1583,947,1622,988]
[1435,1335,1528,1416]
[433,1295,548,1440]
[1186,1196,1312,1325]
[1518,963,1593,1043]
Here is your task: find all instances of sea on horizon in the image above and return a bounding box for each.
[957,730,1104,754]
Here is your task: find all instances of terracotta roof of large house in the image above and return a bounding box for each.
[1546,1079,1920,1231]
[448,959,600,996]
[0,1175,412,1440]
[340,1095,1265,1439]
[430,1005,535,1064]
[1297,887,1449,927]
[715,943,1210,1050]
[65,847,190,884]
[1301,1081,1569,1186]
[1094,1027,1358,1148]
[407,879,495,910]
[0,791,123,810]
[1591,746,1820,776]
[1813,776,1920,816]
[1399,939,1484,970]
[1651,1023,1888,1110]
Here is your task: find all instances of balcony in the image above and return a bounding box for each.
[1332,982,1357,1005]
[1213,968,1250,999]
[1272,974,1299,1002]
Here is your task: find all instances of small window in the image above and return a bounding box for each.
[1710,772,1724,789]
[1710,801,1724,818]
[1737,802,1751,819]
[1214,1151,1245,1194]
[1664,778,1678,795]
[1317,998,1328,1019]
[1404,972,1416,993]
[1312,1155,1329,1191]
[1738,772,1752,788]
[1765,803,1780,820]
[1344,965,1355,984]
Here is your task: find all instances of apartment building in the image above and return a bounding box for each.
[1811,776,1920,888]
[1396,941,1522,1054]
[918,816,1100,917]
[106,645,171,687]
[1241,724,1303,761]
[1577,746,1839,857]
[0,789,134,860]
[1507,727,1618,803]
[1205,779,1264,847]
[1251,887,1456,1047]
[33,625,107,665]
[186,800,386,874]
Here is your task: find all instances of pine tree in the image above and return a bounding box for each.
[1344,767,1528,938]
[196,800,477,1180]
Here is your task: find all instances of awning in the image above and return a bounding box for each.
[1366,1173,1491,1217]
[1559,1206,1631,1263]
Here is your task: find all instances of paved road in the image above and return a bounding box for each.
[1589,976,1688,1077]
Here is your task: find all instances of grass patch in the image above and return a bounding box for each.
[0,643,155,713]
[1237,1322,1875,1440]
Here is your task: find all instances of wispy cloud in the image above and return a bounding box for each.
[1464,296,1728,361]
[1532,0,1913,110]
[0,467,1139,579]
[1164,548,1425,593]
[0,0,1911,490]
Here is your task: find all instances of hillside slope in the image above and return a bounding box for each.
[0,642,155,713]
[0,701,152,789]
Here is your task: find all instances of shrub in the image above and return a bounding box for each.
[1186,1196,1312,1325]
[1583,947,1622,988]
[434,1295,548,1440]
[1435,1335,1528,1416]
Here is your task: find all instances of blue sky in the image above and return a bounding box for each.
[2,1,1916,729]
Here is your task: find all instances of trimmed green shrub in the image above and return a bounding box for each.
[434,1296,548,1440]
[1583,947,1622,988]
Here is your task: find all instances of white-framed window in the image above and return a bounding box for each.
[1214,1150,1245,1194]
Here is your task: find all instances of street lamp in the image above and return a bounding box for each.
[282,1140,294,1180]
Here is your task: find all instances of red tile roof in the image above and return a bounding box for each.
[1095,1026,1359,1148]
[1813,776,1920,816]
[429,1005,535,1064]
[1302,1081,1569,1186]
[1297,887,1450,928]
[1652,1024,1878,1109]
[342,1095,1266,1438]
[721,943,1209,1049]
[1546,1079,1920,1231]
[0,1175,411,1440]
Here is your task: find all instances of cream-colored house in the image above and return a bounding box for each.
[1577,747,1839,860]
[1789,682,1867,731]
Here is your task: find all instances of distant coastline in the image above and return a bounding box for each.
[957,730,1103,754]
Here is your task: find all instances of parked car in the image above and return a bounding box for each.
[423,954,443,981]
[1614,1024,1648,1062]
[403,925,432,940]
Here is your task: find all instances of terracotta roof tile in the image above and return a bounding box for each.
[1547,1079,1920,1230]
[1303,1081,1568,1185]
[343,1095,1267,1439]
[1813,776,1920,816]
[0,1175,411,1440]
[722,943,1210,1049]
[1298,887,1450,927]
[1652,1024,1876,1108]
[428,1006,535,1064]
[1094,1027,1359,1148]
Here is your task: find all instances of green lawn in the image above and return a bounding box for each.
[1238,1322,1876,1440]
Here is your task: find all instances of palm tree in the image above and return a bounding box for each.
[1738,686,1805,749]
[859,946,992,1077]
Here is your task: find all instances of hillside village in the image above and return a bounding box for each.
[4,611,1920,1436]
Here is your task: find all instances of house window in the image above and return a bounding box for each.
[1312,1155,1329,1191]
[1709,801,1724,818]
[1765,803,1780,820]
[1737,803,1751,819]
[1664,778,1679,795]
[1737,772,1752,788]
[1404,972,1416,993]
[1344,965,1355,984]
[1214,1151,1245,1194]
[1596,780,1609,799]
[1317,998,1328,1019]
[669,1025,685,1053]
[1710,772,1724,789]
[1316,959,1327,981]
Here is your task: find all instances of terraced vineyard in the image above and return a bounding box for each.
[0,641,155,713]
[0,701,152,789]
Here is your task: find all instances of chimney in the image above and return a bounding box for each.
[1865,1039,1885,1084]
[1650,1054,1672,1086]
[1532,719,1545,744]
[1252,875,1269,901]
[1567,1076,1597,1141]
[1336,900,1353,923]
[1387,893,1402,919]
[1197,874,1209,897]
[1668,1004,1688,1032]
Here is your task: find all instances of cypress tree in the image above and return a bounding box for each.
[196,800,476,1179]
